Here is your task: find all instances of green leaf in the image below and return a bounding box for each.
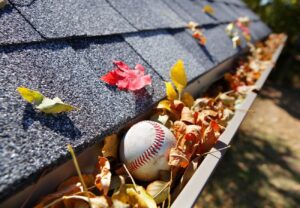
[36,97,77,114]
[17,87,44,105]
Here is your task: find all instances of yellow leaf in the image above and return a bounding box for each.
[165,82,178,100]
[17,87,44,105]
[36,97,77,114]
[202,5,214,15]
[157,100,172,112]
[182,92,194,108]
[112,184,157,208]
[170,59,187,95]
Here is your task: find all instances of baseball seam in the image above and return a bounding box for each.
[127,121,165,172]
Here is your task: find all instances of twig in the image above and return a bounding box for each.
[198,145,231,157]
[67,144,92,207]
[123,164,139,194]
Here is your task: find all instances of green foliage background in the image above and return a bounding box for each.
[244,0,300,87]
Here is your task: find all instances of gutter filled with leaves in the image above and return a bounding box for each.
[2,34,286,208]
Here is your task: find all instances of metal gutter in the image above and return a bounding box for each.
[171,36,287,208]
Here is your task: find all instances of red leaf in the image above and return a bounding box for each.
[100,61,152,91]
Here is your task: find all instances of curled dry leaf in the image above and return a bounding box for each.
[192,97,213,112]
[171,100,184,113]
[146,180,170,204]
[101,134,119,159]
[168,148,189,168]
[185,125,201,143]
[198,121,218,154]
[95,157,111,195]
[172,120,187,139]
[181,107,194,124]
[62,195,109,208]
[34,183,84,208]
[218,93,235,106]
[236,85,258,95]
[195,109,218,126]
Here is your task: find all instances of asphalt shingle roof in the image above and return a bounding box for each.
[0,0,271,202]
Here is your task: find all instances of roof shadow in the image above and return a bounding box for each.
[22,103,81,139]
[0,4,13,18]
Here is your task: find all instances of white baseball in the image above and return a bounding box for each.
[120,121,176,181]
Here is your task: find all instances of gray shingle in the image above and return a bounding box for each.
[162,0,197,23]
[250,21,271,41]
[107,0,185,30]
[124,30,206,82]
[0,38,165,200]
[0,4,43,45]
[227,4,245,20]
[192,1,234,23]
[202,25,240,63]
[172,0,217,25]
[10,0,136,38]
[169,29,217,70]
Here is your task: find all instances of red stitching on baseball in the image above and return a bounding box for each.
[127,121,165,172]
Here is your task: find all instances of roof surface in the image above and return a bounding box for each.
[0,0,271,201]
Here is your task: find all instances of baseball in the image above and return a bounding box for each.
[120,121,176,181]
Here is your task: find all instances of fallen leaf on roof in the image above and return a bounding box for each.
[202,5,214,15]
[17,87,78,114]
[187,21,198,31]
[100,61,152,91]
